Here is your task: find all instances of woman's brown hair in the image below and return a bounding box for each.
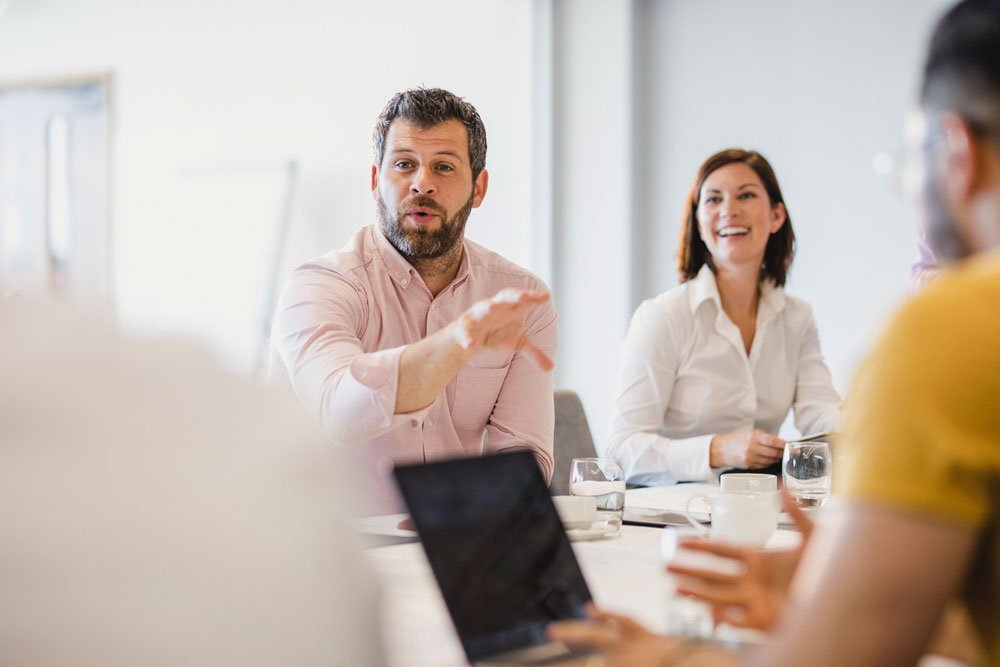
[677,149,796,286]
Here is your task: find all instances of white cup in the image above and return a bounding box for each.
[552,495,598,529]
[719,473,778,493]
[682,490,780,548]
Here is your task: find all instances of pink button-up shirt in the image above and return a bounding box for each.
[270,225,557,513]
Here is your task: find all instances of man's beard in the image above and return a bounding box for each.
[378,191,474,261]
[922,163,970,262]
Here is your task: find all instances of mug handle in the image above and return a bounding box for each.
[682,494,712,536]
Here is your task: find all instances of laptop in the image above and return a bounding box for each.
[393,451,597,666]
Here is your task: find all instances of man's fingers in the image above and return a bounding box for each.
[546,621,623,650]
[711,606,757,629]
[491,288,550,306]
[781,488,814,536]
[674,579,747,607]
[518,337,554,371]
[676,538,748,561]
[667,564,742,585]
[587,608,648,636]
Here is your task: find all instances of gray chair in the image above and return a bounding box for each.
[550,389,598,496]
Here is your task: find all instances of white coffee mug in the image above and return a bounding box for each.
[719,473,778,493]
[682,490,780,548]
[552,495,597,529]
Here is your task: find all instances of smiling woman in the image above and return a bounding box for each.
[679,149,795,288]
[603,149,842,487]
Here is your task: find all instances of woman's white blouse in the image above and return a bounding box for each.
[604,266,841,486]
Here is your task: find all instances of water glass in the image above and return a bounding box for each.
[782,441,832,508]
[569,458,625,529]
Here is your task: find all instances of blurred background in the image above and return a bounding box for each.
[0,0,952,444]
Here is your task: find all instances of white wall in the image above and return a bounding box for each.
[634,0,954,398]
[0,0,536,363]
[548,0,636,449]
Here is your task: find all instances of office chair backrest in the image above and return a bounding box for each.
[551,389,598,496]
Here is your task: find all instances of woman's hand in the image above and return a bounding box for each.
[709,429,785,469]
[666,490,814,631]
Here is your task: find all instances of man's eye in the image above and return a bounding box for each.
[394,161,413,170]
[436,164,455,173]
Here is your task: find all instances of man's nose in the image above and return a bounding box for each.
[410,166,436,196]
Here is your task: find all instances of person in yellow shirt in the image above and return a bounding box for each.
[548,0,1000,665]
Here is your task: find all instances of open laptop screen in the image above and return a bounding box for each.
[393,451,592,661]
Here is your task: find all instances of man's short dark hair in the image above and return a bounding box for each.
[921,0,1000,148]
[373,88,488,181]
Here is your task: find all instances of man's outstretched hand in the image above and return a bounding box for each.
[451,288,553,370]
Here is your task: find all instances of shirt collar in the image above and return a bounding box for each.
[757,277,786,320]
[686,264,722,314]
[370,224,471,292]
[686,264,786,316]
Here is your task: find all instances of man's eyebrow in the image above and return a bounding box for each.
[388,147,465,161]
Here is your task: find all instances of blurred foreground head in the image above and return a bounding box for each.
[0,301,383,666]
[916,0,1000,260]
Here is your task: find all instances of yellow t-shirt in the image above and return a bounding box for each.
[838,250,1000,663]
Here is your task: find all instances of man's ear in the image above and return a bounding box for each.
[472,169,489,208]
[940,112,978,203]
[371,165,379,200]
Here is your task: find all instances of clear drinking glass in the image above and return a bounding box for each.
[782,441,832,508]
[569,458,625,530]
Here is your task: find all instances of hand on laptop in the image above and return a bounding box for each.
[667,489,814,631]
[547,605,682,667]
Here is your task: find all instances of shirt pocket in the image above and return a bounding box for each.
[665,375,712,432]
[451,365,510,432]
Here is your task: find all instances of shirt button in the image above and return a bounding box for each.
[410,419,418,428]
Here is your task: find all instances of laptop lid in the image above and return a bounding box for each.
[393,452,593,663]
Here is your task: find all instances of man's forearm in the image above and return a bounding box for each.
[395,325,475,414]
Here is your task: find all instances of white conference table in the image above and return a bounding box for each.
[364,482,969,667]
[364,484,801,667]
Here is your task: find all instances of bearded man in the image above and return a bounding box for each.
[270,88,557,513]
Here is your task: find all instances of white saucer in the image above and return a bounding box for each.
[566,524,620,541]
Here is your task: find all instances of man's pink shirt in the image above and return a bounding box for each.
[270,225,557,513]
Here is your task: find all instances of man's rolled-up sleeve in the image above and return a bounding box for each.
[484,294,558,483]
[270,267,430,446]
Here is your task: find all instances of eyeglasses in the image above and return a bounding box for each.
[872,131,943,198]
[874,114,993,198]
